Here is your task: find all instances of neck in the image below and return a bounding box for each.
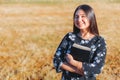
[80,29,90,37]
[79,29,93,40]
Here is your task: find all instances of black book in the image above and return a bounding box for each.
[70,43,91,62]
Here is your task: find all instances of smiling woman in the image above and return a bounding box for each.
[53,4,107,80]
[0,0,119,79]
[74,10,90,31]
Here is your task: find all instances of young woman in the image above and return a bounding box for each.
[53,4,107,80]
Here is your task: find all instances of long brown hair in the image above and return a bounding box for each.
[73,4,99,35]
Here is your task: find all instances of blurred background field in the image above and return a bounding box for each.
[0,0,120,80]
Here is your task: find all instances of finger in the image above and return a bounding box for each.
[66,54,71,58]
[66,53,70,56]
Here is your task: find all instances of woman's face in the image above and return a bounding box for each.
[74,9,90,31]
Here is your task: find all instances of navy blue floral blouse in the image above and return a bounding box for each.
[53,32,107,80]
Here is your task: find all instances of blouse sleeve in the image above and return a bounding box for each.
[53,33,69,73]
[82,37,107,76]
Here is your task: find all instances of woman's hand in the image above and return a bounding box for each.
[66,54,84,75]
[66,54,74,65]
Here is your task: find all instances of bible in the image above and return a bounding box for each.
[70,43,91,62]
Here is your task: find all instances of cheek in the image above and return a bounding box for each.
[74,20,79,27]
[74,20,77,24]
[85,19,90,25]
[84,18,88,22]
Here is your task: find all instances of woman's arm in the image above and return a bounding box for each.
[65,54,84,75]
[82,38,107,76]
[60,62,84,75]
[53,33,71,73]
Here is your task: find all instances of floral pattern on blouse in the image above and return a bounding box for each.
[53,32,107,80]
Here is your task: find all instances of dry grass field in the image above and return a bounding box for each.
[0,0,120,80]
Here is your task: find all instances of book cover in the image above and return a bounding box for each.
[70,43,91,62]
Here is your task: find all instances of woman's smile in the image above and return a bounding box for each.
[74,10,90,30]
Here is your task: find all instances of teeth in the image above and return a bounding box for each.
[81,22,84,24]
[79,23,84,24]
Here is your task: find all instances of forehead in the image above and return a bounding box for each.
[75,9,86,15]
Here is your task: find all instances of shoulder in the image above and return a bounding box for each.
[97,36,106,44]
[64,32,77,41]
[96,35,107,48]
[65,32,76,36]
